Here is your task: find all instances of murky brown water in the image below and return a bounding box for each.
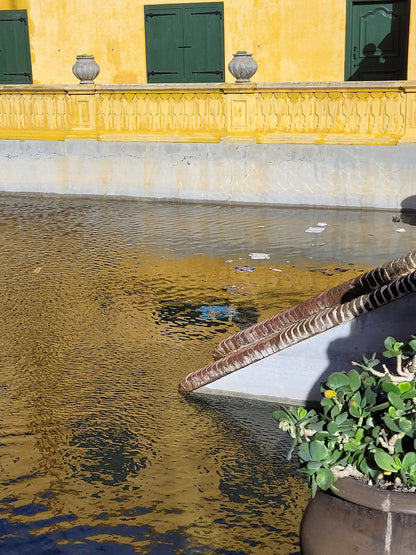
[0,194,414,554]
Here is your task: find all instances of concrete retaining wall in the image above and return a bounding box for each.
[1,140,415,210]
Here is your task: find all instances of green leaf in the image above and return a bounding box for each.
[298,443,312,462]
[382,415,402,433]
[388,392,405,411]
[370,401,389,412]
[327,421,339,435]
[309,440,329,461]
[311,475,317,498]
[359,456,376,476]
[335,412,349,425]
[374,449,400,472]
[398,417,412,434]
[349,404,361,418]
[297,407,308,419]
[307,461,323,470]
[408,339,416,351]
[384,336,397,351]
[355,428,365,442]
[348,369,361,392]
[326,372,350,390]
[382,382,400,394]
[316,468,335,491]
[402,452,416,469]
[364,387,377,406]
[402,390,416,401]
[330,404,341,419]
[273,410,289,421]
[397,382,412,394]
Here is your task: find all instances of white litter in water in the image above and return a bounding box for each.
[271,268,283,272]
[305,227,325,233]
[395,228,406,233]
[257,225,265,228]
[249,252,270,259]
[317,222,328,227]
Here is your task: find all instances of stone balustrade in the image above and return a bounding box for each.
[1,81,416,144]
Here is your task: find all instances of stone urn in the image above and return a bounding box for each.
[300,477,416,554]
[72,55,100,84]
[228,51,258,82]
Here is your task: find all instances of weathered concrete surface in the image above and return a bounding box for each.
[0,140,415,209]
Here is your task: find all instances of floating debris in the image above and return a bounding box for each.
[33,267,42,273]
[235,265,255,272]
[196,305,238,320]
[222,284,247,295]
[305,227,325,233]
[395,228,406,233]
[249,252,270,260]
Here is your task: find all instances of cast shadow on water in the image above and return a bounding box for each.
[0,511,188,554]
[1,500,267,555]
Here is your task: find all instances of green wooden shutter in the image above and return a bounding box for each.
[0,10,32,84]
[145,6,184,83]
[183,4,224,82]
[144,3,224,83]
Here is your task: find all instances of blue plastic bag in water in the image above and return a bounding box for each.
[196,305,238,320]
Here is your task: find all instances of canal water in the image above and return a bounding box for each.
[0,194,415,554]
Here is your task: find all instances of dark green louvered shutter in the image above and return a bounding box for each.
[183,4,224,82]
[145,3,224,83]
[145,6,184,83]
[0,10,32,84]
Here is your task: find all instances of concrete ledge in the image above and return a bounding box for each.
[0,139,415,210]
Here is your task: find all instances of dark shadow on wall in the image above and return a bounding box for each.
[350,42,389,81]
[397,196,416,226]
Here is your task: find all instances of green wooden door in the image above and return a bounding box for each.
[0,10,32,84]
[345,0,410,80]
[145,3,224,83]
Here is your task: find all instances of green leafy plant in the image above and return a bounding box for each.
[273,336,416,497]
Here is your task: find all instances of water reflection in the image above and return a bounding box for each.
[0,194,415,553]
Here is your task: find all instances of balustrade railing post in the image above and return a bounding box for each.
[67,86,98,139]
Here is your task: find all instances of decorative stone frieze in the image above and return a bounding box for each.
[0,82,412,143]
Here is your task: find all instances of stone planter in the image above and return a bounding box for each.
[72,55,100,84]
[300,477,416,554]
[228,51,257,83]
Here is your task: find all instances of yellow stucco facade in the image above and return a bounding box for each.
[0,0,415,85]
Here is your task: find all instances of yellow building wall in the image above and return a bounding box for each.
[0,0,384,85]
[0,0,415,84]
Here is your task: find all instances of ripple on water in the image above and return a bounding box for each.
[1,195,414,553]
